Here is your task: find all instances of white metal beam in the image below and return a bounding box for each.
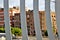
[45,0,55,40]
[33,0,42,40]
[4,0,12,40]
[20,0,28,40]
[55,0,60,39]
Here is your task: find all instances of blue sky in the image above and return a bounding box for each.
[0,0,55,11]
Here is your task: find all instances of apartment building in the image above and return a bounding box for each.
[26,10,35,35]
[14,13,21,27]
[0,8,4,27]
[0,7,57,35]
[13,10,47,35]
[0,8,14,27]
[39,11,47,31]
[51,12,57,34]
[0,7,20,27]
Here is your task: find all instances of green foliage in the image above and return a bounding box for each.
[0,27,22,36]
[0,27,5,33]
[53,26,55,33]
[11,27,22,36]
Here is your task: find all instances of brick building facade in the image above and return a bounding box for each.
[0,7,57,35]
[13,10,47,35]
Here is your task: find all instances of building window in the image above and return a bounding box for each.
[27,18,29,20]
[27,15,30,18]
[27,26,30,29]
[52,16,53,17]
[31,24,32,26]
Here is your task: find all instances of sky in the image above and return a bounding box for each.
[0,0,55,11]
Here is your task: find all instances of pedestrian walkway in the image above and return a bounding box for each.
[19,37,58,40]
[0,36,59,40]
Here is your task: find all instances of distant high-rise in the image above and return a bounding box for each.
[0,7,57,36]
[13,10,57,35]
[0,7,20,27]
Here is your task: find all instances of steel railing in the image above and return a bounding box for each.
[4,0,60,40]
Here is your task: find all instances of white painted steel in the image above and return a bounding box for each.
[33,0,42,40]
[4,0,12,40]
[55,0,60,39]
[45,0,55,40]
[20,0,28,40]
[3,0,60,40]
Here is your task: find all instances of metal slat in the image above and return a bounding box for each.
[45,0,55,40]
[4,0,12,40]
[55,0,60,39]
[20,0,28,40]
[33,0,42,40]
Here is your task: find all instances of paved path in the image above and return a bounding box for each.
[0,36,58,40]
[13,37,58,40]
